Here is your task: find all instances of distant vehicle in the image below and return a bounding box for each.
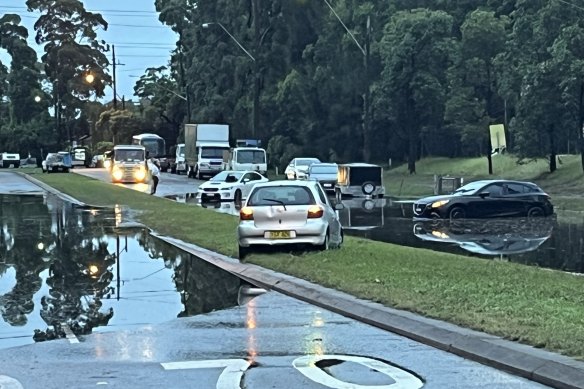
[132,133,168,172]
[184,123,230,179]
[71,146,91,168]
[91,155,104,168]
[0,152,20,168]
[197,170,269,203]
[169,143,186,174]
[284,158,321,180]
[335,163,385,199]
[307,163,338,193]
[413,218,554,256]
[103,150,113,170]
[412,180,554,219]
[42,152,72,173]
[237,180,344,259]
[110,145,148,183]
[223,147,267,174]
[235,139,261,147]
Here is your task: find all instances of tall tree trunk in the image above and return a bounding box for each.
[549,124,557,173]
[579,82,584,172]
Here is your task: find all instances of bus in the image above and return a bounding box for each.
[131,133,169,171]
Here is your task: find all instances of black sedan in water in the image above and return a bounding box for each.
[412,180,554,219]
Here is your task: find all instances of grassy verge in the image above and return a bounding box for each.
[28,170,584,360]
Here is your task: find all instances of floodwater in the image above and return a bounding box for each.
[175,194,584,275]
[0,194,247,350]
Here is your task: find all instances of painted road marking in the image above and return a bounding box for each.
[162,359,251,389]
[293,355,424,389]
[0,376,24,389]
[62,323,80,344]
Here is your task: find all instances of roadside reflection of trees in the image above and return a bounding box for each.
[136,233,242,317]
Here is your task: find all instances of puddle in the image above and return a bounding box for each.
[177,194,584,274]
[0,194,247,349]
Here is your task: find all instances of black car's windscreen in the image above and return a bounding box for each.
[349,167,382,186]
[248,186,316,206]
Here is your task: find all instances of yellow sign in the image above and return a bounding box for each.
[489,124,506,151]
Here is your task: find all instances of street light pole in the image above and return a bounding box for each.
[202,22,258,138]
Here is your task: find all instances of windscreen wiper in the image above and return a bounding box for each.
[263,198,287,210]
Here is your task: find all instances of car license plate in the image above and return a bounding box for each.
[268,231,291,239]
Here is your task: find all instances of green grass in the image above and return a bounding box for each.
[28,168,584,360]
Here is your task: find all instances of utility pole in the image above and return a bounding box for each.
[112,44,118,110]
[252,0,260,139]
[363,15,372,163]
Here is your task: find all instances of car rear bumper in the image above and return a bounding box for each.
[238,222,327,247]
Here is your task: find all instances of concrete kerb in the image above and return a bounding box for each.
[16,174,584,389]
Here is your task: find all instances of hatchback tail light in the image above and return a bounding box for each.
[307,205,324,218]
[240,207,254,220]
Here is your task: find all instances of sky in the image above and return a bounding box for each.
[0,0,178,102]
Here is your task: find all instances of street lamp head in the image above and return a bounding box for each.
[202,23,211,28]
[85,73,95,84]
[34,95,42,103]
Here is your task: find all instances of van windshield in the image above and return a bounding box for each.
[236,150,265,163]
[115,150,144,162]
[201,147,229,159]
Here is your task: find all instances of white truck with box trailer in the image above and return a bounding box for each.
[184,124,230,179]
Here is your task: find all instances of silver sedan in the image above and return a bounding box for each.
[237,180,344,259]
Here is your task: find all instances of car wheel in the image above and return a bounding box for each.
[234,189,242,205]
[527,206,545,217]
[238,245,250,261]
[336,228,344,249]
[317,230,330,251]
[362,181,376,196]
[449,206,466,219]
[195,166,201,180]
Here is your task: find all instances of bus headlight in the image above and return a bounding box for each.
[112,167,123,181]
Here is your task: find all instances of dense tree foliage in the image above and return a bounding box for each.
[4,1,584,172]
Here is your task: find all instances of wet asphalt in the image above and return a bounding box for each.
[0,170,582,388]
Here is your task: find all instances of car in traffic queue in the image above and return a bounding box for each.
[0,152,20,168]
[197,170,269,204]
[412,179,554,219]
[42,152,72,173]
[307,163,338,194]
[335,163,385,200]
[237,180,344,259]
[109,145,148,183]
[284,157,321,180]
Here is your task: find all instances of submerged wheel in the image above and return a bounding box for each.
[448,206,466,219]
[527,206,545,217]
[234,189,242,205]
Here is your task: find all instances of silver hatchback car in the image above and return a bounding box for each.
[237,180,344,259]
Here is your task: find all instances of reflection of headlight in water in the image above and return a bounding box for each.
[89,265,99,276]
[431,231,449,239]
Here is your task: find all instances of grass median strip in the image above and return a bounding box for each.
[30,171,584,360]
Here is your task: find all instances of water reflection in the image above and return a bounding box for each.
[413,218,554,256]
[0,194,249,349]
[338,198,385,230]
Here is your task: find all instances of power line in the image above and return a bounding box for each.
[0,5,158,14]
[556,0,584,12]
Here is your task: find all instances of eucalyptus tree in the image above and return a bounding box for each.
[378,9,454,173]
[444,10,507,173]
[26,0,112,145]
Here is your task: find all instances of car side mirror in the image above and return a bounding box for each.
[334,203,345,210]
[479,192,490,198]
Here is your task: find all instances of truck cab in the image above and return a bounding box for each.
[110,145,148,183]
[224,147,267,174]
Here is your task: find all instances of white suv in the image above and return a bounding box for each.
[0,152,21,168]
[284,158,321,180]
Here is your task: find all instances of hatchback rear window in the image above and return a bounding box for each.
[248,186,315,206]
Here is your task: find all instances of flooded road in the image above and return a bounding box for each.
[0,193,246,349]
